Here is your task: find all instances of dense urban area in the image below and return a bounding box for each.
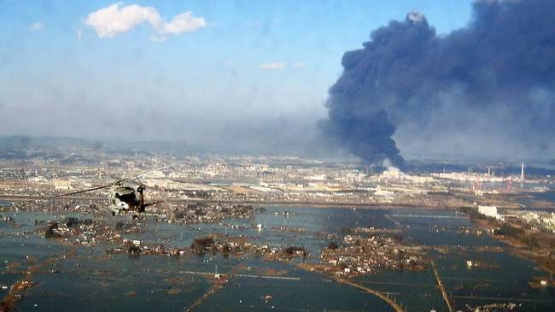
[2,146,555,312]
[1,146,553,209]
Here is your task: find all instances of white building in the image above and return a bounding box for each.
[478,205,501,219]
[53,179,72,191]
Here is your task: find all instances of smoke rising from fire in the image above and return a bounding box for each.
[321,0,555,166]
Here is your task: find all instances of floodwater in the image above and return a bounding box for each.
[1,206,554,311]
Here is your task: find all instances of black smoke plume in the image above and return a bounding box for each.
[321,0,555,167]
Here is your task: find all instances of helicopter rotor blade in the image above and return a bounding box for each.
[56,179,125,197]
[56,161,184,198]
[132,161,185,181]
[143,200,164,208]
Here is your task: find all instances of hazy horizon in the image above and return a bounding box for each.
[2,1,555,162]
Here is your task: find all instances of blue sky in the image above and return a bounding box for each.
[0,0,473,151]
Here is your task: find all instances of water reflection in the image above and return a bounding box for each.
[1,206,554,311]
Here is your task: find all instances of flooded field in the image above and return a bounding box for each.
[1,206,554,311]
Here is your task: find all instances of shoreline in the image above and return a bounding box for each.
[469,217,555,276]
[0,195,471,210]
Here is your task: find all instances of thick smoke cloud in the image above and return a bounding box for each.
[321,0,555,167]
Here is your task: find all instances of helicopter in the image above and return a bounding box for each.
[57,162,181,216]
[58,178,162,216]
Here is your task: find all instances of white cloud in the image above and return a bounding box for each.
[293,62,306,69]
[84,3,160,38]
[158,12,206,35]
[29,22,43,31]
[260,62,287,70]
[84,2,206,39]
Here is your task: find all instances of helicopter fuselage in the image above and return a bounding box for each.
[109,185,145,215]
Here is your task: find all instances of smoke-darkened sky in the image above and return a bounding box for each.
[321,0,555,164]
[5,1,553,161]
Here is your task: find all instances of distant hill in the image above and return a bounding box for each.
[0,136,93,150]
